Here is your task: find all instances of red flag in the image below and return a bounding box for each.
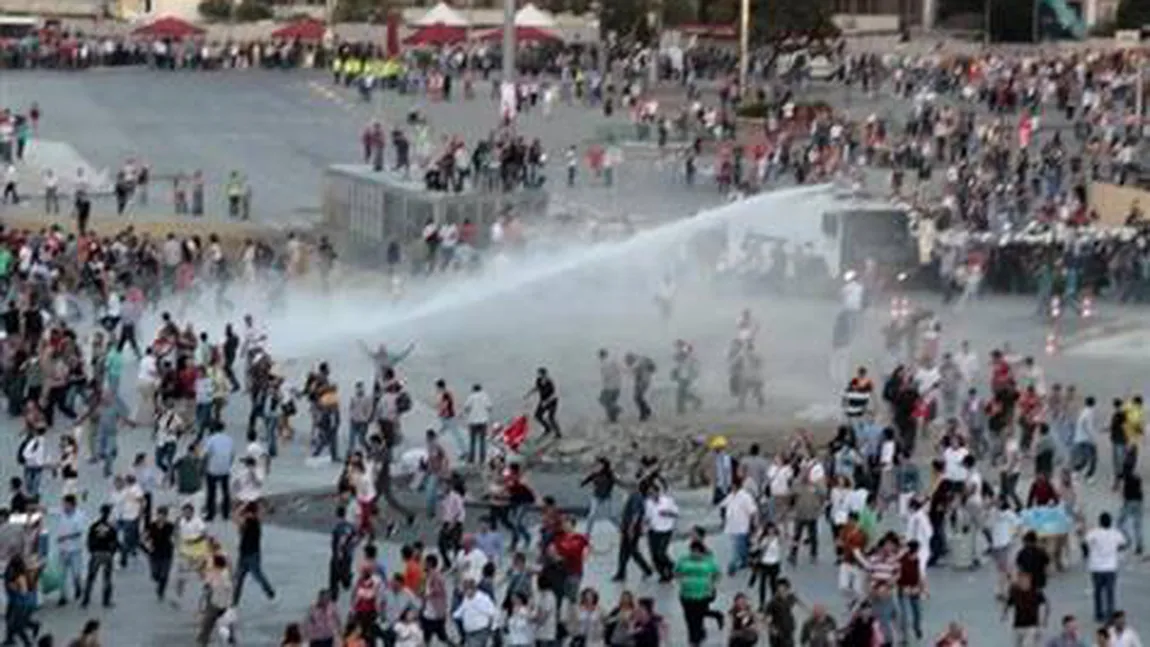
[501,415,529,451]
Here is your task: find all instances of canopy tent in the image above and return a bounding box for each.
[403,23,467,46]
[476,25,560,43]
[412,2,469,27]
[131,16,205,39]
[271,17,326,41]
[386,12,400,57]
[513,3,556,28]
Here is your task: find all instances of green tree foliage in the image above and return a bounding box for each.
[198,0,273,22]
[234,0,273,21]
[599,0,651,43]
[1116,0,1150,29]
[753,0,839,45]
[332,0,389,23]
[988,0,1036,42]
[660,0,697,28]
[197,0,231,21]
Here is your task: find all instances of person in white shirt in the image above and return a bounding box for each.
[533,583,559,645]
[961,455,987,568]
[941,437,970,486]
[240,314,267,370]
[504,592,535,647]
[750,523,783,609]
[1073,396,1099,481]
[394,607,425,647]
[644,485,678,581]
[454,536,489,588]
[135,347,161,424]
[1109,611,1143,647]
[231,456,264,506]
[721,480,758,576]
[956,340,978,387]
[905,497,933,577]
[112,474,145,567]
[987,497,1019,595]
[453,579,498,644]
[175,502,208,601]
[462,383,492,465]
[767,456,795,523]
[19,428,48,498]
[1086,512,1126,623]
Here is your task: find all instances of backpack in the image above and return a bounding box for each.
[395,391,413,414]
[16,436,32,466]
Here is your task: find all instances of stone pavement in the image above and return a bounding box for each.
[0,69,721,226]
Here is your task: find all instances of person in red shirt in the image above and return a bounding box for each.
[1026,472,1059,508]
[551,516,590,604]
[897,540,926,640]
[1017,385,1044,451]
[458,219,477,248]
[401,544,424,592]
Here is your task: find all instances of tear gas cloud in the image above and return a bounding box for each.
[181,185,863,422]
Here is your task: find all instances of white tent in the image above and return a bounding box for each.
[514,3,556,28]
[412,2,469,27]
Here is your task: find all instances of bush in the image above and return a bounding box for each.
[198,0,271,21]
[1116,0,1150,30]
[736,102,770,119]
[234,0,273,21]
[197,0,231,21]
[1089,19,1117,37]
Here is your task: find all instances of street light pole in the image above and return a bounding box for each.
[737,0,750,97]
[1137,65,1145,132]
[501,0,516,86]
[984,0,991,45]
[1031,0,1039,43]
[648,0,662,87]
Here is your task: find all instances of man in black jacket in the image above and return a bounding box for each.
[82,504,119,608]
[612,484,654,582]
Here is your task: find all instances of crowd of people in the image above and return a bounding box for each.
[2,29,1150,647]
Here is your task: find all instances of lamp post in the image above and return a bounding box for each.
[983,0,991,45]
[501,0,516,85]
[737,0,750,96]
[648,0,662,86]
[590,1,603,75]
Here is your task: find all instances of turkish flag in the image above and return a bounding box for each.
[502,415,529,451]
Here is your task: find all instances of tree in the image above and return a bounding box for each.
[234,0,273,21]
[1116,0,1150,30]
[697,0,737,25]
[198,0,273,22]
[753,0,838,44]
[332,0,389,23]
[660,0,697,28]
[599,0,653,44]
[198,0,231,21]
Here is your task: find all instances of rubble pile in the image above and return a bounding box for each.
[534,413,838,489]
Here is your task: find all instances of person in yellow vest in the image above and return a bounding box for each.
[331,56,343,84]
[348,58,362,86]
[1123,395,1144,468]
